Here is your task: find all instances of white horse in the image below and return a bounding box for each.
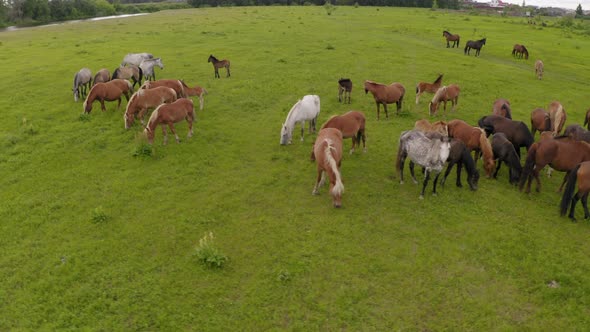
[73,68,92,102]
[121,53,153,67]
[139,58,164,81]
[280,95,320,145]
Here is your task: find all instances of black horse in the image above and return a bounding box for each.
[464,38,487,56]
[440,139,480,191]
[478,115,534,159]
[338,78,353,103]
[491,132,522,185]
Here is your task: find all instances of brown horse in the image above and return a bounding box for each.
[83,80,132,113]
[560,161,590,221]
[478,115,534,159]
[320,111,366,154]
[530,108,551,138]
[548,101,566,136]
[428,84,460,116]
[512,44,529,59]
[584,108,590,130]
[415,74,443,104]
[144,98,195,144]
[141,79,186,98]
[338,78,352,104]
[92,68,110,86]
[519,136,590,193]
[442,31,460,48]
[124,86,177,129]
[112,65,143,88]
[492,98,512,119]
[414,119,448,137]
[180,81,208,111]
[109,79,134,101]
[447,119,495,177]
[364,80,405,120]
[312,128,344,208]
[208,55,230,78]
[535,60,544,80]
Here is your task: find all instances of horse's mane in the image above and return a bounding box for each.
[431,86,447,102]
[147,105,162,129]
[322,138,344,197]
[433,74,443,85]
[283,99,302,129]
[209,54,218,61]
[443,30,449,34]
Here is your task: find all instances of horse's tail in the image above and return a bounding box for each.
[584,111,589,128]
[554,104,565,135]
[395,139,405,175]
[501,103,512,119]
[176,80,185,98]
[138,66,143,84]
[323,139,344,198]
[560,163,581,216]
[112,68,119,80]
[519,142,537,191]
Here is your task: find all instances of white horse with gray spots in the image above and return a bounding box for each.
[73,68,92,102]
[121,53,153,67]
[280,95,320,145]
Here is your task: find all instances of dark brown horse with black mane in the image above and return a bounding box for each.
[560,161,590,221]
[464,38,486,56]
[364,80,405,120]
[491,132,522,185]
[512,44,529,59]
[440,139,480,191]
[478,115,534,159]
[415,74,443,104]
[442,31,460,48]
[208,54,231,78]
[492,98,512,119]
[338,78,352,104]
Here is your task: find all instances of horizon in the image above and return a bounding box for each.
[502,0,589,10]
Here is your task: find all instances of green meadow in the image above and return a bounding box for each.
[2,6,590,329]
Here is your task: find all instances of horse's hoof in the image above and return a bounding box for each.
[412,180,418,185]
[419,195,424,200]
[399,181,404,185]
[312,190,319,195]
[570,217,577,222]
[363,148,367,153]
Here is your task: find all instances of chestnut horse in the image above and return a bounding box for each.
[312,128,344,208]
[560,161,590,221]
[512,44,529,59]
[530,108,551,138]
[338,78,352,104]
[415,74,443,104]
[442,31,460,48]
[141,79,186,98]
[144,98,195,144]
[447,119,495,178]
[478,115,534,159]
[492,98,512,119]
[535,60,544,80]
[83,80,133,113]
[208,55,230,78]
[428,84,460,116]
[124,86,177,129]
[92,68,110,86]
[180,81,208,111]
[548,101,566,136]
[320,111,366,154]
[414,119,448,137]
[364,80,405,120]
[584,108,590,130]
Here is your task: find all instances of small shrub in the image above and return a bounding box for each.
[195,232,228,269]
[79,113,91,122]
[91,207,109,224]
[354,2,358,7]
[21,117,38,136]
[324,0,336,15]
[277,270,291,283]
[133,142,153,157]
[325,44,335,50]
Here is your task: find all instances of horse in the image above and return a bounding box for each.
[548,101,566,136]
[121,52,153,67]
[564,124,590,143]
[414,119,448,137]
[396,130,451,199]
[180,81,208,111]
[141,79,186,98]
[478,115,534,159]
[338,78,352,104]
[139,58,164,81]
[520,136,590,193]
[124,86,177,129]
[492,98,512,119]
[585,108,590,130]
[280,95,320,145]
[428,84,460,116]
[364,80,405,120]
[442,31,460,48]
[144,98,195,145]
[512,44,529,59]
[491,132,522,185]
[560,161,590,221]
[447,119,495,178]
[440,139,480,191]
[109,78,134,101]
[415,74,443,104]
[535,60,544,80]
[530,108,551,138]
[311,128,344,208]
[92,69,110,86]
[319,111,366,155]
[73,68,92,102]
[208,55,230,78]
[83,80,133,113]
[112,65,143,88]
[464,38,486,56]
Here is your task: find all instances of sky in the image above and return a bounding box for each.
[503,0,590,10]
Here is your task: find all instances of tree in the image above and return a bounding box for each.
[575,4,583,17]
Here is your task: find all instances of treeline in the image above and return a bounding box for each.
[186,0,460,9]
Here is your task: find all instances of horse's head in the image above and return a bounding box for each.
[428,102,437,116]
[73,88,79,102]
[144,126,154,144]
[208,55,214,63]
[156,58,164,69]
[124,112,134,129]
[280,125,291,145]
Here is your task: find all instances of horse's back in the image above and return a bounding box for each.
[315,128,343,161]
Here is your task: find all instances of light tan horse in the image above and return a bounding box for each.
[364,80,405,120]
[144,98,195,144]
[414,119,448,137]
[415,74,443,104]
[124,86,177,129]
[180,81,208,111]
[447,119,495,178]
[312,128,344,208]
[429,84,460,116]
[83,80,132,113]
[141,79,186,98]
[112,65,142,88]
[92,68,110,86]
[320,111,366,154]
[548,101,566,136]
[535,60,544,80]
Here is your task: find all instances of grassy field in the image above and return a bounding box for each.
[2,6,590,330]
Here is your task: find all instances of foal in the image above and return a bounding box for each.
[338,78,352,104]
[208,54,231,78]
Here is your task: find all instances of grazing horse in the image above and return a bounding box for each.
[491,132,522,185]
[208,55,230,78]
[428,84,460,116]
[73,68,92,102]
[83,80,133,113]
[520,136,590,193]
[442,31,460,48]
[92,69,110,86]
[396,130,451,199]
[440,139,480,191]
[109,79,134,101]
[584,108,590,130]
[464,38,486,56]
[180,81,208,111]
[338,78,352,104]
[478,115,534,158]
[364,80,405,120]
[121,52,153,67]
[280,95,320,145]
[414,119,448,137]
[112,65,143,88]
[560,161,590,221]
[447,119,495,178]
[312,128,344,208]
[141,79,186,98]
[530,108,551,138]
[144,98,195,144]
[548,101,566,136]
[535,60,544,80]
[139,58,164,81]
[492,98,512,119]
[415,74,443,104]
[512,44,529,59]
[564,124,590,143]
[124,86,177,129]
[319,111,366,155]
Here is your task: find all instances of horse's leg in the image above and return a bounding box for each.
[300,121,305,142]
[420,170,430,199]
[215,68,219,79]
[383,103,389,119]
[361,129,367,153]
[569,192,580,221]
[415,90,421,105]
[161,125,168,145]
[187,118,194,138]
[167,123,180,143]
[533,167,542,193]
[226,65,230,77]
[432,172,441,195]
[441,162,454,187]
[494,160,502,179]
[398,151,407,184]
[312,170,324,195]
[350,136,357,155]
[116,97,122,110]
[100,99,107,112]
[557,172,569,192]
[456,162,464,187]
[582,192,590,219]
[409,161,418,184]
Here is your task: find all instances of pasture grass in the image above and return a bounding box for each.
[1,6,590,329]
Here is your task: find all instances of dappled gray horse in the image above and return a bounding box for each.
[73,68,92,102]
[140,58,164,81]
[121,53,153,67]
